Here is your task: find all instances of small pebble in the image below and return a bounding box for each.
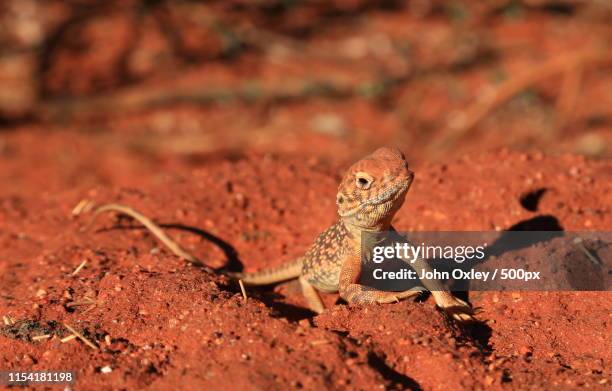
[100,366,112,374]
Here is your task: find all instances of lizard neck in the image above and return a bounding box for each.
[341,219,391,243]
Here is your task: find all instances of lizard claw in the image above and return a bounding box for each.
[471,306,485,315]
[435,294,477,323]
[450,310,476,323]
[448,306,477,323]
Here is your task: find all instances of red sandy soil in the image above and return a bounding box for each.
[1,1,611,390]
[0,129,610,390]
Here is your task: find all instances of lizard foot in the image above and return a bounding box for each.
[375,287,425,304]
[432,292,476,323]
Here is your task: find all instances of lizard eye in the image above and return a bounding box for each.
[355,172,373,190]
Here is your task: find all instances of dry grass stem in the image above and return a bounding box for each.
[81,305,97,315]
[238,280,248,301]
[66,297,97,307]
[60,334,77,343]
[310,340,331,346]
[63,323,98,350]
[72,199,95,216]
[71,260,88,276]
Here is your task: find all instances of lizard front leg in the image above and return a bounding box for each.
[413,260,475,322]
[338,253,424,304]
[403,250,475,322]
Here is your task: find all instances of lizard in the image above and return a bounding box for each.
[88,147,475,322]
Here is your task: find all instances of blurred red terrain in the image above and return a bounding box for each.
[0,1,610,389]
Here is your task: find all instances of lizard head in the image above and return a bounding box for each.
[336,147,413,229]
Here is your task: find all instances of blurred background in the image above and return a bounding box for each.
[0,0,611,174]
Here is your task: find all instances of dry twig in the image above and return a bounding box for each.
[432,47,612,152]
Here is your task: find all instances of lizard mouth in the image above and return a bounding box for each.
[338,178,411,217]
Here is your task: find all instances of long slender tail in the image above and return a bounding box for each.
[227,257,303,285]
[86,203,302,284]
[87,204,205,267]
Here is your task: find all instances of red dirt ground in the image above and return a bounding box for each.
[0,129,610,389]
[0,1,611,390]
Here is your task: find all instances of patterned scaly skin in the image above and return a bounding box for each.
[236,147,474,321]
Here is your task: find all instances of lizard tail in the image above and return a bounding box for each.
[87,203,302,284]
[226,257,303,286]
[86,203,213,270]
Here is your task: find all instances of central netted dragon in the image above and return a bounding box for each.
[88,147,475,322]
